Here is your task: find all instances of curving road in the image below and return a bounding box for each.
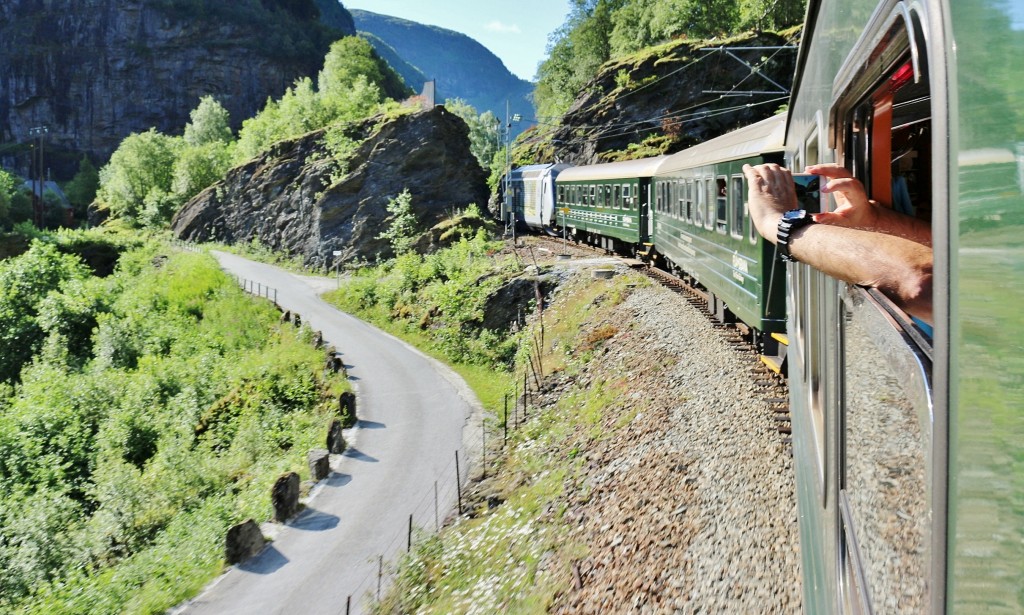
[176,251,482,615]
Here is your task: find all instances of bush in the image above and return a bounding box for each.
[0,241,91,382]
[0,237,349,612]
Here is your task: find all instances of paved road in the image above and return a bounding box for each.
[176,252,481,615]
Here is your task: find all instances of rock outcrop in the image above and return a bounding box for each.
[0,0,350,176]
[171,106,489,267]
[521,31,800,167]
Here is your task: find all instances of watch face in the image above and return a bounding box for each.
[783,209,808,222]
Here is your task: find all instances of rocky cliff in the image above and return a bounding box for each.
[0,0,350,177]
[171,106,488,267]
[528,30,800,167]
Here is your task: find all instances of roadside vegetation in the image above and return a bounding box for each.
[0,230,348,613]
[323,202,518,410]
[364,263,652,613]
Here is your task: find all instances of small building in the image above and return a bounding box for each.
[22,179,74,227]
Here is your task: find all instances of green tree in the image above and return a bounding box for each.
[377,189,418,256]
[444,98,500,169]
[183,96,233,147]
[96,129,182,225]
[172,142,233,205]
[534,0,623,120]
[0,241,90,382]
[318,36,409,103]
[63,155,100,219]
[0,168,18,229]
[738,0,805,32]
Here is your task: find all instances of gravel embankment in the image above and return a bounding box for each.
[526,261,803,613]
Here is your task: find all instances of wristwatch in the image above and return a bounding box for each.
[776,209,815,263]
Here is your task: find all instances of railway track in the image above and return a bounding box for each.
[518,235,792,442]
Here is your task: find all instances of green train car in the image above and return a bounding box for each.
[554,157,665,253]
[785,0,1024,612]
[651,114,790,335]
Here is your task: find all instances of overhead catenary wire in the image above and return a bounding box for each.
[518,42,797,150]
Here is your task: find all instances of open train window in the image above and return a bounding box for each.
[730,176,744,239]
[831,3,937,612]
[704,177,716,231]
[622,184,631,210]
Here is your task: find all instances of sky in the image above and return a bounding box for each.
[340,0,572,81]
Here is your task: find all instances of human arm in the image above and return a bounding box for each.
[805,163,932,246]
[743,163,933,324]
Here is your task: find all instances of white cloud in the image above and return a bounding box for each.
[484,20,521,34]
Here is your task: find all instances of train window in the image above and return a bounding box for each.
[678,185,686,223]
[613,184,620,210]
[837,31,932,228]
[806,130,820,167]
[683,181,693,223]
[588,185,595,207]
[622,184,631,210]
[715,176,728,234]
[729,176,744,239]
[694,179,704,226]
[841,289,932,613]
[705,178,716,231]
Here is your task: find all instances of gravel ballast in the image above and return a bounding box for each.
[529,262,803,613]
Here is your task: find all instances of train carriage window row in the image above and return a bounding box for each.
[651,175,753,239]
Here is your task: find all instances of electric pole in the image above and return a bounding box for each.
[28,126,48,227]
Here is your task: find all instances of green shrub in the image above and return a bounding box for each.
[0,236,349,612]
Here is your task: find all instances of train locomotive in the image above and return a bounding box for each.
[505,0,1024,611]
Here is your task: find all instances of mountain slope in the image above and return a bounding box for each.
[0,0,351,177]
[347,9,534,126]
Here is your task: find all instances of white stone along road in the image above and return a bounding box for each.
[174,251,482,615]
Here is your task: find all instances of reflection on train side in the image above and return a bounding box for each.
[840,287,934,613]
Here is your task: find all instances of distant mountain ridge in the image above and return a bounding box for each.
[345,9,535,129]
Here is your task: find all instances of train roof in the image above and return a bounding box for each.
[555,156,668,182]
[510,163,570,177]
[655,114,787,176]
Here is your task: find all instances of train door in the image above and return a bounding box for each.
[827,4,940,613]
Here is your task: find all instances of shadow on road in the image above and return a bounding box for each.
[238,545,289,574]
[292,507,341,532]
[343,447,379,463]
[324,472,353,488]
[356,420,386,430]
